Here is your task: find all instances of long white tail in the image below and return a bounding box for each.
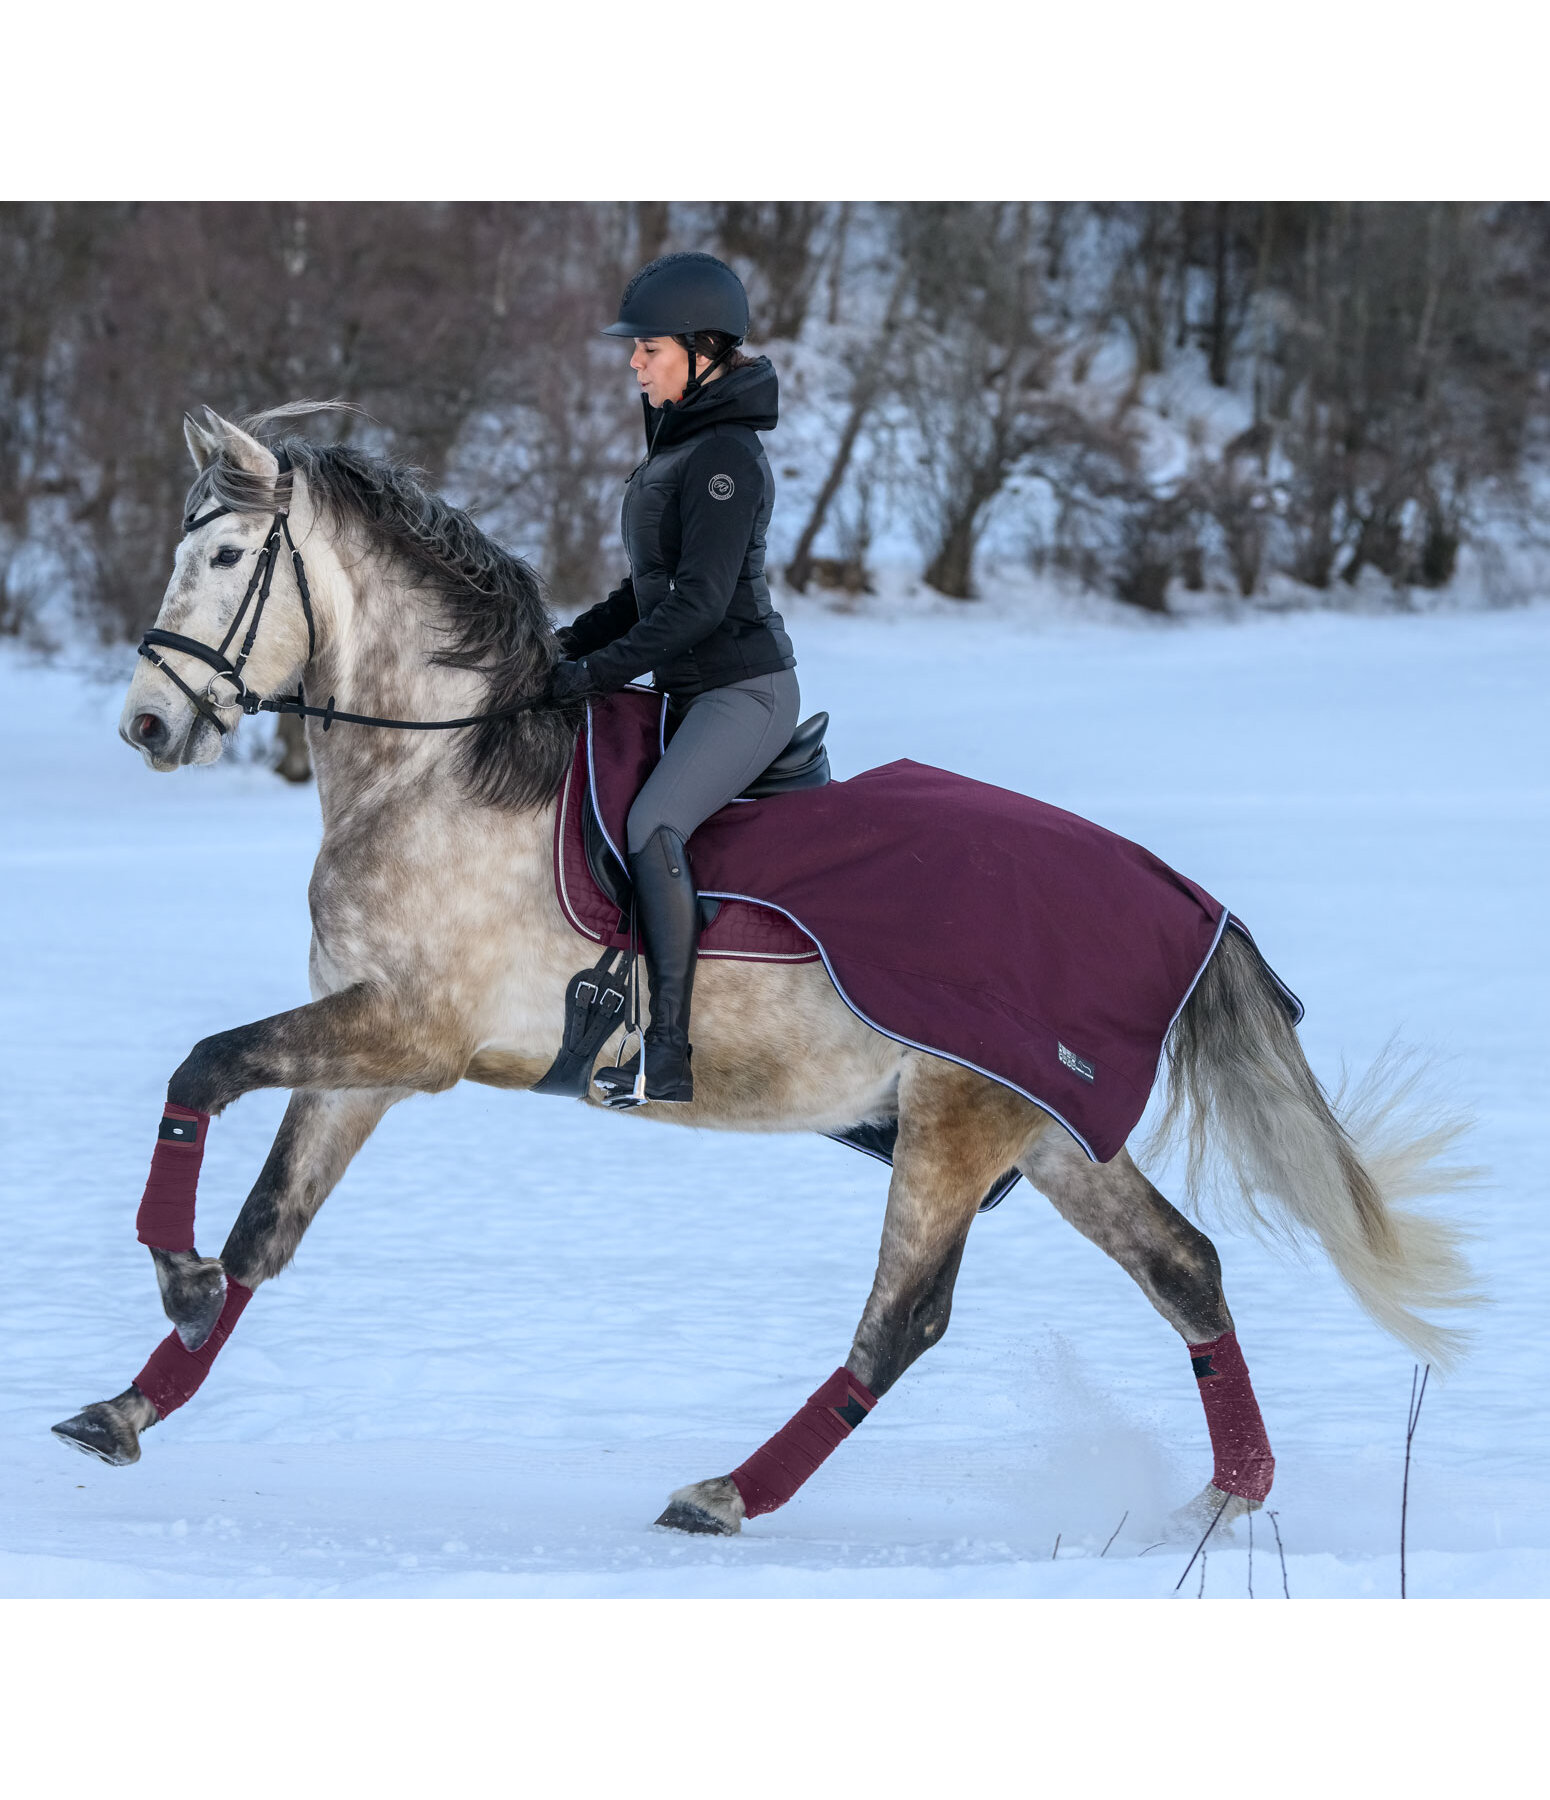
[1147,929,1482,1368]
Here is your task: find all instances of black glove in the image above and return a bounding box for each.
[545,658,598,705]
[554,625,579,658]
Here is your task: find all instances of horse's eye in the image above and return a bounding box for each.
[211,546,244,568]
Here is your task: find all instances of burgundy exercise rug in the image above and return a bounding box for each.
[552,688,1300,1163]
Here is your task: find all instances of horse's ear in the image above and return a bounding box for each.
[203,408,279,482]
[183,411,221,473]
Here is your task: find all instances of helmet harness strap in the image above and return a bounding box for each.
[681,334,740,398]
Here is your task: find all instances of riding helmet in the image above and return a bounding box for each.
[601,251,749,341]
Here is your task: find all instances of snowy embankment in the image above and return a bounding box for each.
[2,601,1546,1598]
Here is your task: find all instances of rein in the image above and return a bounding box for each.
[138,448,550,736]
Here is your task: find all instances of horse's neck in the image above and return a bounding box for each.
[303,528,500,830]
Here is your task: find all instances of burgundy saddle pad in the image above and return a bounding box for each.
[551,688,1299,1163]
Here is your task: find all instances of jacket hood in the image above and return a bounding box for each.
[642,355,779,451]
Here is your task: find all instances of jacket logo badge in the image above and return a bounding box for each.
[1057,1042,1096,1082]
[708,474,735,501]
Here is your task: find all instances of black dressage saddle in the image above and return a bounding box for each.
[580,708,832,921]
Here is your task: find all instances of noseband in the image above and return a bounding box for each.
[137,447,550,736]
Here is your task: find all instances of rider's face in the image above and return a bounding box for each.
[629,337,691,408]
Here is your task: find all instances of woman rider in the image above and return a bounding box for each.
[546,252,801,1108]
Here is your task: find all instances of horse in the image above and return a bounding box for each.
[53,405,1478,1539]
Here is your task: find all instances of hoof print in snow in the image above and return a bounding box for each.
[656,1500,739,1536]
[52,1406,142,1467]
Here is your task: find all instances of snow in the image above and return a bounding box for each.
[2,600,1547,1598]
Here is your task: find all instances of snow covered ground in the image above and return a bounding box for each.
[2,599,1546,1598]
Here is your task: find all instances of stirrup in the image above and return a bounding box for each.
[594,1031,694,1108]
[596,1024,650,1110]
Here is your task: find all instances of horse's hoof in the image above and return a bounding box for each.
[656,1476,746,1536]
[150,1248,227,1352]
[51,1386,157,1467]
[53,1406,140,1466]
[657,1500,735,1535]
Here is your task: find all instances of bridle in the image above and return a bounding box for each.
[137,447,552,737]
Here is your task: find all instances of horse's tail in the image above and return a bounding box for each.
[1147,928,1482,1369]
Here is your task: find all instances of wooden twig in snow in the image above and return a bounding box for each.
[1401,1362,1430,1599]
[1101,1510,1128,1557]
[1175,1492,1231,1592]
[1267,1509,1290,1598]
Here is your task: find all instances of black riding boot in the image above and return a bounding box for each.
[595,825,697,1106]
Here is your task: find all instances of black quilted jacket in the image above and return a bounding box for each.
[558,357,796,697]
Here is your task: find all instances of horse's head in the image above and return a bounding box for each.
[121,409,317,770]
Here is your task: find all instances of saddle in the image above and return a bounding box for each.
[581,709,832,919]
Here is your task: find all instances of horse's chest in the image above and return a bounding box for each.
[307,812,553,978]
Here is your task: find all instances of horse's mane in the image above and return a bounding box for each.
[185,403,577,812]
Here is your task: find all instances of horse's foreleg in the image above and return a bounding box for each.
[1019,1129,1273,1524]
[167,982,466,1116]
[130,983,462,1341]
[53,1085,402,1466]
[658,1058,1045,1535]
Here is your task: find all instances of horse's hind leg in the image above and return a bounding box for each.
[1018,1128,1272,1525]
[658,1056,1047,1534]
[52,1086,400,1466]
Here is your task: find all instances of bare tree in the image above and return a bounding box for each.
[899,203,1047,598]
[785,266,909,595]
[714,202,833,341]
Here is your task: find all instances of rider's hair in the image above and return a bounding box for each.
[674,329,754,375]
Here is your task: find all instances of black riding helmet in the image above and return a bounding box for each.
[602,251,749,392]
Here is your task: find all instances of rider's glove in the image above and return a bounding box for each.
[545,658,598,705]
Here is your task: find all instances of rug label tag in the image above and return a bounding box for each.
[1057,1042,1095,1082]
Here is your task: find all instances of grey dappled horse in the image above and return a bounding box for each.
[54,408,1477,1539]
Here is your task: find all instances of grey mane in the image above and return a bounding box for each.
[185,405,577,811]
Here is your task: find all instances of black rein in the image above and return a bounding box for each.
[138,447,550,736]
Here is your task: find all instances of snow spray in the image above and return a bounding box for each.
[1189,1329,1275,1502]
[729,1367,877,1518]
[135,1103,210,1252]
[134,1279,252,1418]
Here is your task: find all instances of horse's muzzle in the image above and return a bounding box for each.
[126,708,169,753]
[119,701,218,770]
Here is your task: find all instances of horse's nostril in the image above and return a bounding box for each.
[135,712,166,744]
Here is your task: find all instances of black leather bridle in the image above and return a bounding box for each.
[137,448,550,737]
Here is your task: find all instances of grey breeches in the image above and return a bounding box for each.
[625,668,802,856]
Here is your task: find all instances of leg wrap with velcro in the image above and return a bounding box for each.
[729,1367,878,1519]
[1189,1329,1275,1502]
[134,1279,253,1418]
[135,1103,210,1253]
